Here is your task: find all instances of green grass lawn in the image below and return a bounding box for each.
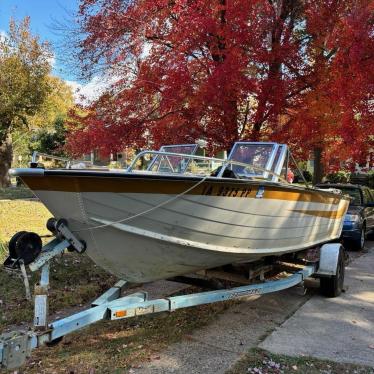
[0,198,117,333]
[0,199,51,251]
[0,186,34,200]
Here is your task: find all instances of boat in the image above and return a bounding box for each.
[9,142,350,283]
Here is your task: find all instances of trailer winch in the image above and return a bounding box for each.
[4,231,42,269]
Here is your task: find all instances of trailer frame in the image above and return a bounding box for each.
[0,229,345,370]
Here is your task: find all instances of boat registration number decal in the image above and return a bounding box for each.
[201,185,252,197]
[255,186,265,198]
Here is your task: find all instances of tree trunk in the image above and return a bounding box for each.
[0,131,13,187]
[223,98,239,149]
[313,147,324,185]
[251,123,262,141]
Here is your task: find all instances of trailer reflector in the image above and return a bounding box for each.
[114,310,127,318]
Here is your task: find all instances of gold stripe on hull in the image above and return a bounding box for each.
[21,174,347,206]
[290,203,349,219]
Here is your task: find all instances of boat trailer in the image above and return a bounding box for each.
[0,221,345,370]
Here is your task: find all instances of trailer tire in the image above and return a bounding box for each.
[320,248,345,298]
[45,336,63,347]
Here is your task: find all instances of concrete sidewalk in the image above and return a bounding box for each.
[260,243,374,367]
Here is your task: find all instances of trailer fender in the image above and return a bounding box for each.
[315,243,343,277]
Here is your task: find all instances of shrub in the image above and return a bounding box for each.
[325,170,350,183]
[302,170,313,182]
[293,170,313,184]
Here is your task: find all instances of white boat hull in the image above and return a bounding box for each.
[21,172,349,283]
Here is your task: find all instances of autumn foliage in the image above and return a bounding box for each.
[67,0,374,168]
[0,17,52,186]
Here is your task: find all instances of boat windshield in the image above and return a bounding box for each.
[228,142,287,180]
[147,144,198,173]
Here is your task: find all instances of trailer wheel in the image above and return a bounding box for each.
[45,336,63,347]
[320,248,345,298]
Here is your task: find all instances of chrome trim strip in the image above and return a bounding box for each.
[147,144,198,172]
[271,145,288,182]
[127,151,288,183]
[90,217,341,255]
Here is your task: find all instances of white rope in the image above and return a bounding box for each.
[73,174,210,232]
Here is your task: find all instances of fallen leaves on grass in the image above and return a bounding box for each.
[228,348,374,374]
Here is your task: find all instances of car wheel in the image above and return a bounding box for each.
[366,229,374,240]
[351,226,365,251]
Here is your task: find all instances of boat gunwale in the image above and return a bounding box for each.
[10,167,351,202]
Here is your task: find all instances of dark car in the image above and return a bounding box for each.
[315,183,374,250]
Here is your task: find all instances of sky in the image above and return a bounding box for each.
[0,0,106,102]
[0,0,79,80]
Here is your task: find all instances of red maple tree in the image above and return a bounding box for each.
[67,0,374,173]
